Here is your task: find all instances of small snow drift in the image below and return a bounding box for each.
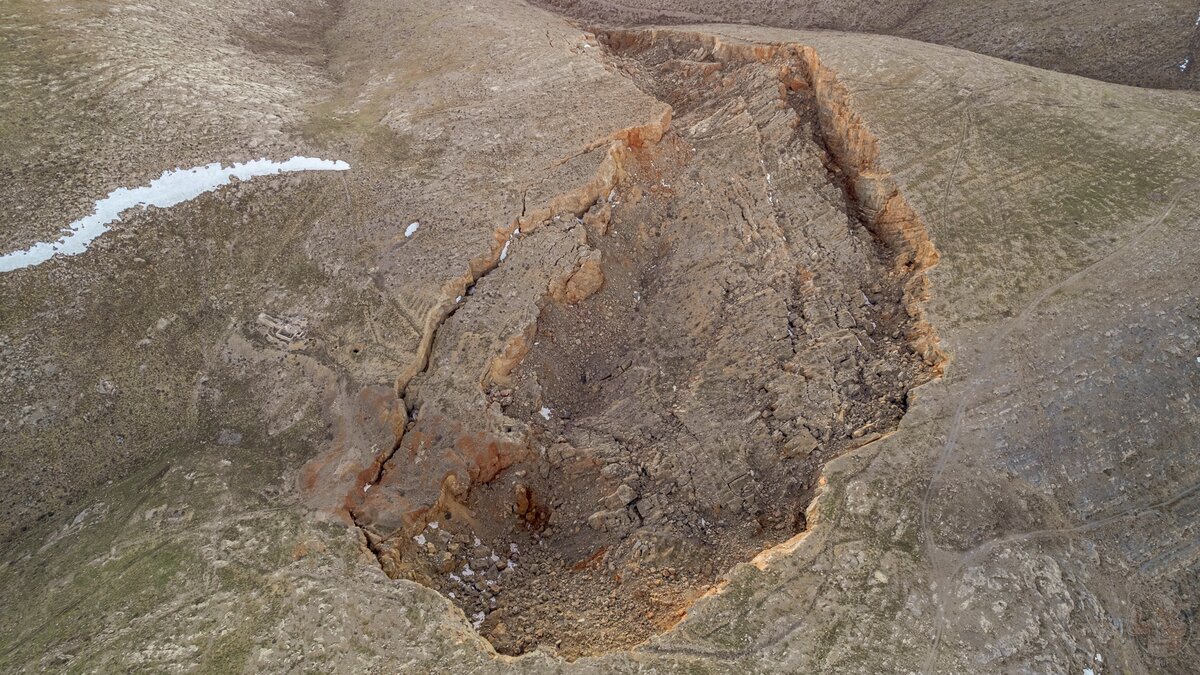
[0,156,350,272]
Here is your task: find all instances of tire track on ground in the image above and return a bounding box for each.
[918,178,1199,673]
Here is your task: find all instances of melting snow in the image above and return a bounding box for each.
[539,407,551,420]
[499,239,511,261]
[405,221,420,237]
[0,156,350,272]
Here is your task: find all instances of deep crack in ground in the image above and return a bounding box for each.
[346,29,943,659]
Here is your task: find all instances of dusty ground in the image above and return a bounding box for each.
[1,0,1198,672]
[534,0,1200,90]
[346,31,941,656]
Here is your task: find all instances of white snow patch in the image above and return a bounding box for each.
[499,239,511,262]
[428,521,439,530]
[539,407,551,420]
[455,295,463,303]
[1084,669,1094,675]
[0,156,350,272]
[405,221,420,237]
[362,484,371,492]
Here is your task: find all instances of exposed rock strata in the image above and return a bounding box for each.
[316,29,944,658]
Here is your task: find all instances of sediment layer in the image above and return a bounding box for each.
[319,28,944,658]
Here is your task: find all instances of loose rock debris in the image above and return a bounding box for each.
[343,30,944,659]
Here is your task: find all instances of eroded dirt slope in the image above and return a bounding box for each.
[345,29,942,657]
[1,1,1198,673]
[534,0,1200,90]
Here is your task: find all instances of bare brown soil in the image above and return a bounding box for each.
[347,28,943,658]
[5,1,1200,672]
[535,0,1200,91]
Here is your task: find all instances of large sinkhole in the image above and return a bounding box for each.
[347,31,939,659]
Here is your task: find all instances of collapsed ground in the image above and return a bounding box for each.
[344,30,943,659]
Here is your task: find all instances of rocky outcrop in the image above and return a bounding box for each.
[791,44,945,373]
[319,26,947,659]
[338,106,674,568]
[600,28,946,374]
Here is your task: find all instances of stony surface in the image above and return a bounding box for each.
[1,0,1198,672]
[534,0,1200,90]
[345,29,942,657]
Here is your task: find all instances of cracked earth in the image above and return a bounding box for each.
[3,1,1199,672]
[334,28,946,658]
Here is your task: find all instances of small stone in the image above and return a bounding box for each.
[587,511,608,531]
[601,483,637,510]
[515,484,532,516]
[217,429,243,446]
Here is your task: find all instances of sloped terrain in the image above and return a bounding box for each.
[1,0,1198,673]
[345,29,942,657]
[535,0,1200,90]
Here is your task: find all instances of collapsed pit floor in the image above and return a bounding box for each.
[354,31,938,659]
